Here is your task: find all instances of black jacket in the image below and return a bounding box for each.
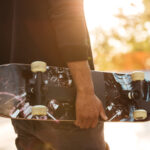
[0,0,94,69]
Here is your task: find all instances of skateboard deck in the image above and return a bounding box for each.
[0,62,150,122]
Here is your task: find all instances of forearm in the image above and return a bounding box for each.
[68,60,107,128]
[67,60,94,94]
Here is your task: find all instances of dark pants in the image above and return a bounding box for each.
[12,120,108,150]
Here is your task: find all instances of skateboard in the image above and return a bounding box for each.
[0,61,150,122]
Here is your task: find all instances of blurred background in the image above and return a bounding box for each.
[0,0,150,150]
[85,0,150,71]
[84,0,150,150]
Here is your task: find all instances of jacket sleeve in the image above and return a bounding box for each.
[48,0,91,62]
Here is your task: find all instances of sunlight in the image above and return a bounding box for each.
[84,1,150,150]
[105,123,139,150]
[84,0,144,31]
[104,122,150,150]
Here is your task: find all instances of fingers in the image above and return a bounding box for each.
[74,97,108,129]
[75,114,98,129]
[75,118,90,129]
[75,108,108,129]
[91,119,98,128]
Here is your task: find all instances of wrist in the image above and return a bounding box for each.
[77,86,95,95]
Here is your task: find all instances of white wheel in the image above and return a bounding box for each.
[32,105,47,116]
[31,61,47,73]
[133,109,147,120]
[131,71,144,81]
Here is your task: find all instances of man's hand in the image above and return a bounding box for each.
[75,92,107,129]
[67,61,108,129]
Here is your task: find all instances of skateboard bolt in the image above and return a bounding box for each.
[32,105,48,116]
[133,109,147,121]
[31,61,47,73]
[131,71,145,81]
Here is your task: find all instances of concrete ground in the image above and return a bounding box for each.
[0,118,16,150]
[0,117,150,150]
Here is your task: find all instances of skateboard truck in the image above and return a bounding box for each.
[133,109,147,121]
[131,72,147,121]
[31,61,47,105]
[128,71,145,100]
[31,61,58,121]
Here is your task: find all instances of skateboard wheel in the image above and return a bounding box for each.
[131,71,144,81]
[133,109,147,120]
[32,105,47,116]
[31,61,47,73]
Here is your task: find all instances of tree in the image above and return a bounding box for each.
[92,0,150,71]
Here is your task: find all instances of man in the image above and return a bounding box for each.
[0,0,108,149]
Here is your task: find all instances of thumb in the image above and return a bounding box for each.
[99,102,108,121]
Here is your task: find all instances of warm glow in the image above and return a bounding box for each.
[84,1,150,150]
[84,0,145,54]
[105,122,150,150]
[84,0,144,31]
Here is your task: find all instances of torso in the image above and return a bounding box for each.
[0,0,64,66]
